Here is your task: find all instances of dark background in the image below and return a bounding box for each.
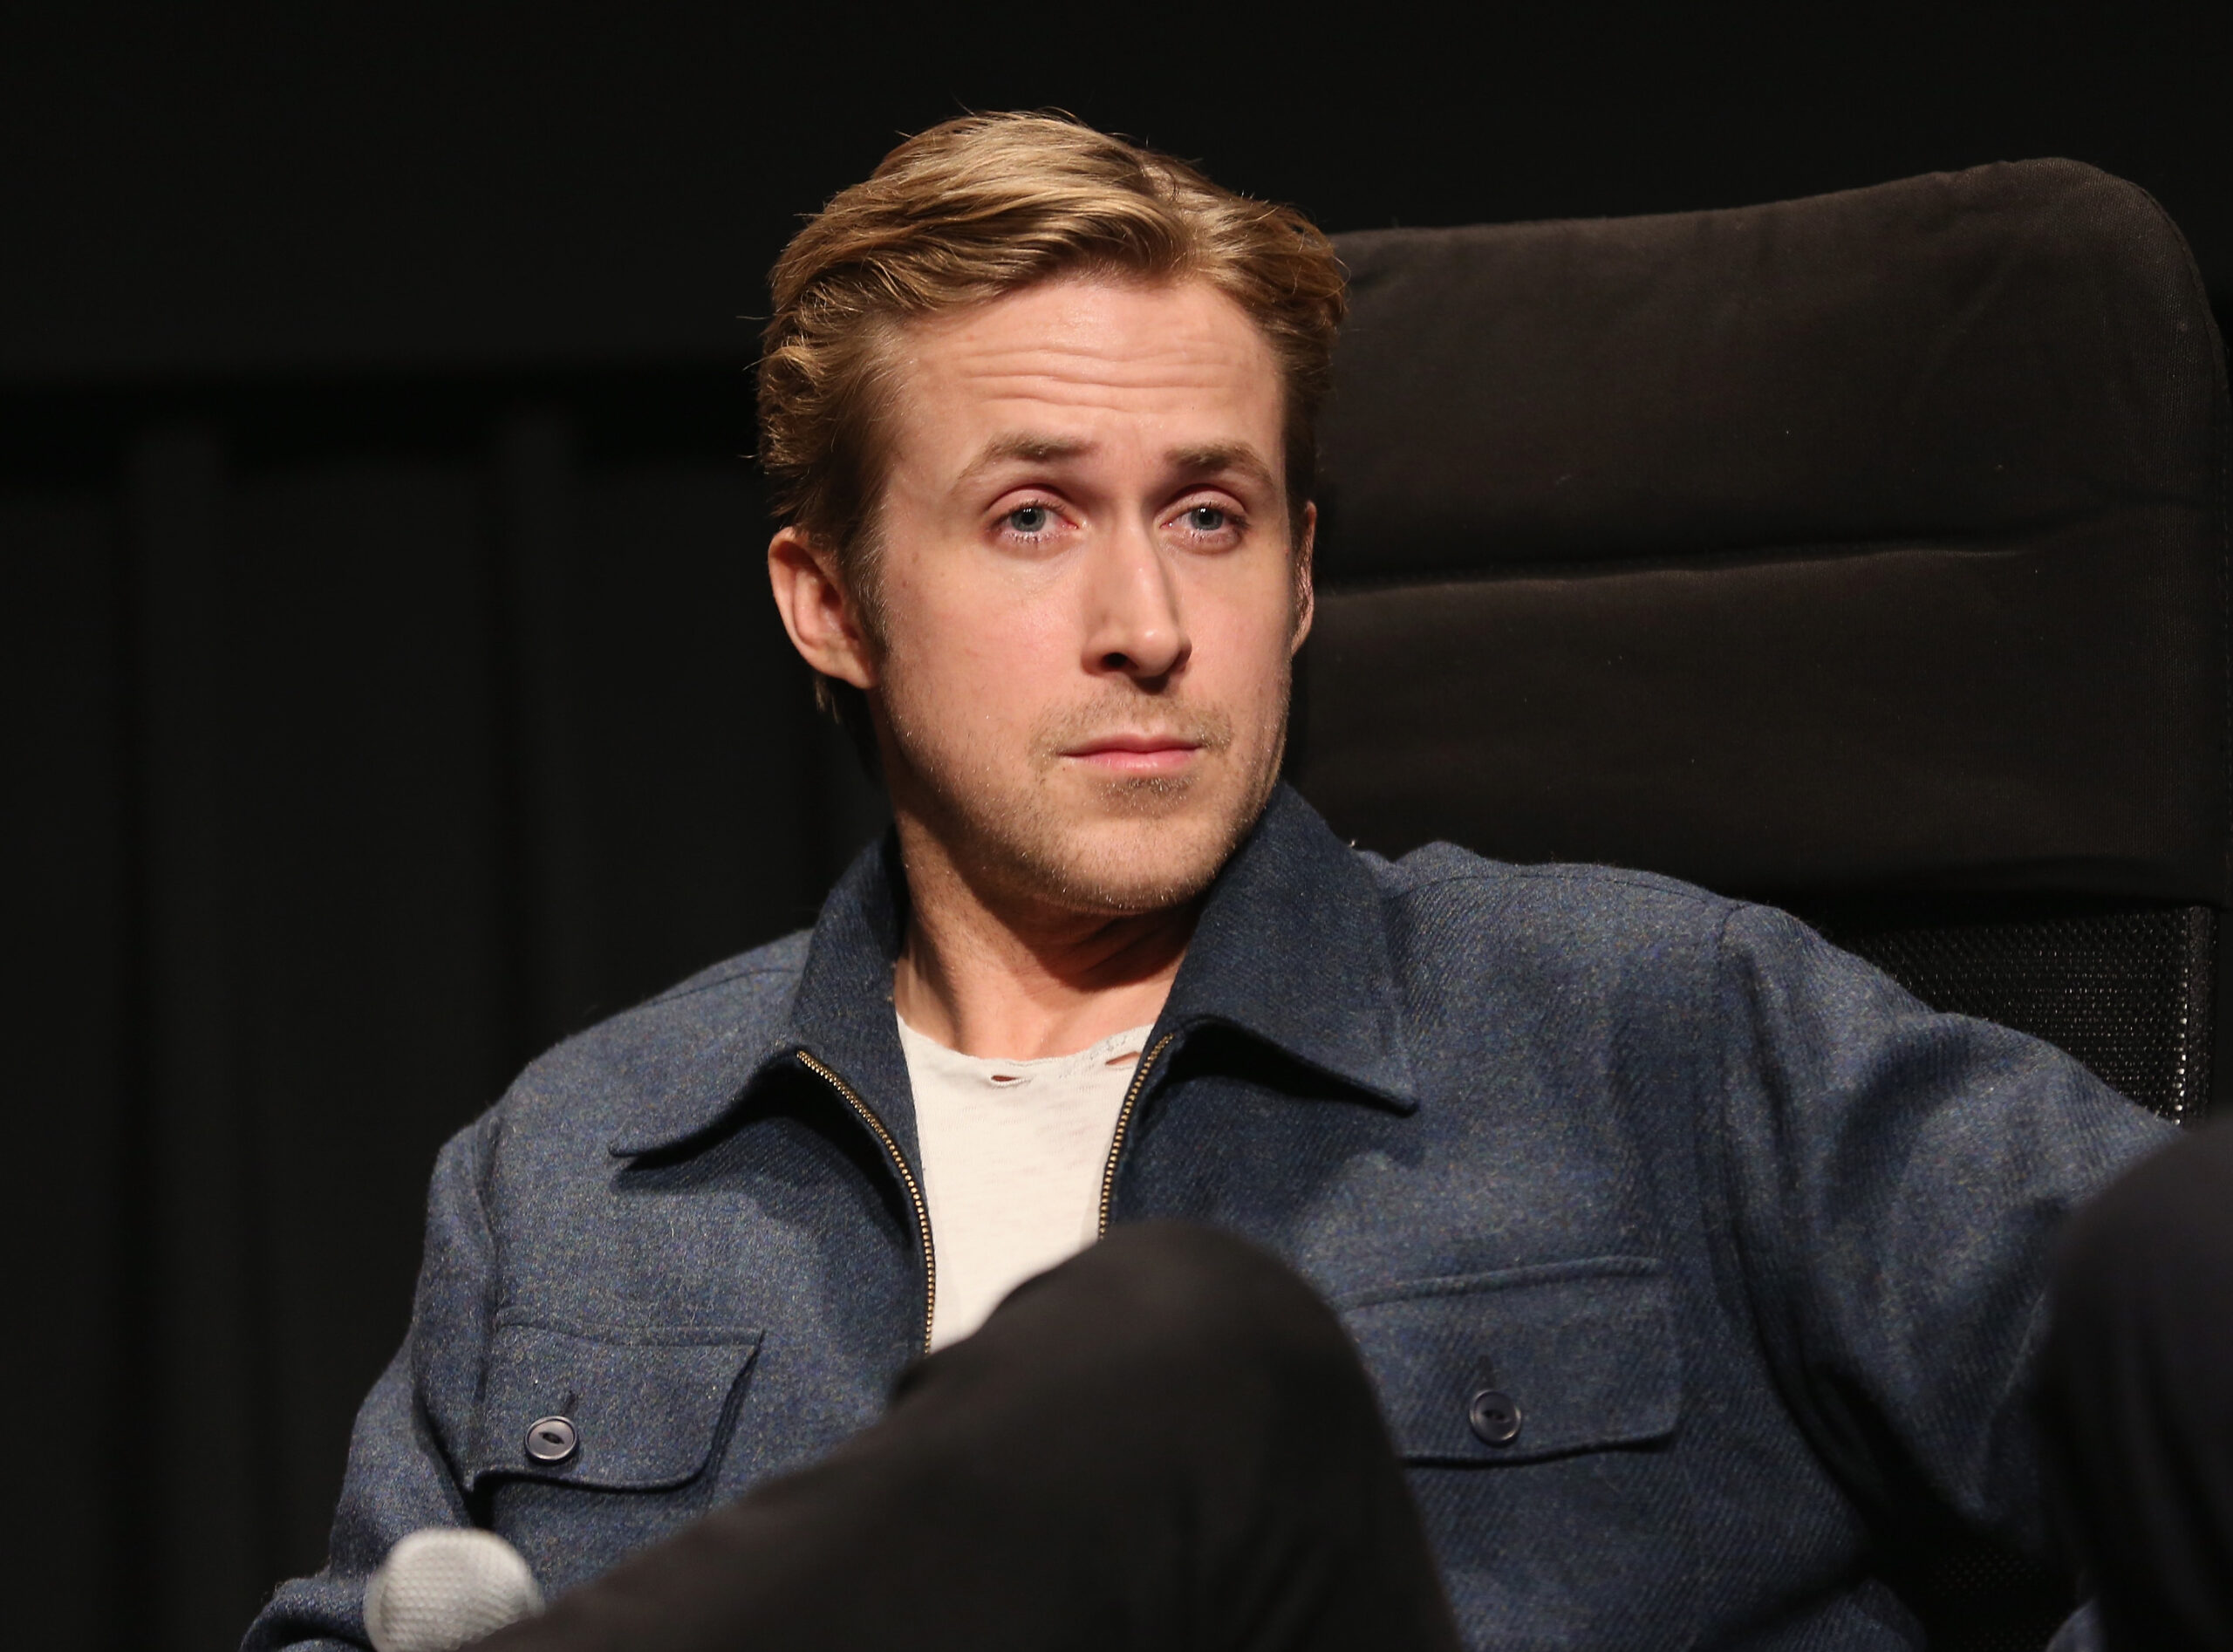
[3,5,2227,1648]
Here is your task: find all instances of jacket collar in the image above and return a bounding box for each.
[611,783,1417,1158]
[1152,783,1419,1111]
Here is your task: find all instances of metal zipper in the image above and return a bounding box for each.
[1097,1030,1179,1237]
[797,1050,938,1353]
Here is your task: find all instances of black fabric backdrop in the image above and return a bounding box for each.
[3,376,889,1649]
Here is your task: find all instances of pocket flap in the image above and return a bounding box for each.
[466,1318,765,1492]
[1338,1257,1680,1464]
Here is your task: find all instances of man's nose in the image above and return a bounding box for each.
[1082,521,1190,682]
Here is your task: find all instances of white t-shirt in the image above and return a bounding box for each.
[896,1014,1151,1348]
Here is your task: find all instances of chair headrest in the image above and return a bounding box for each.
[1294,160,2230,905]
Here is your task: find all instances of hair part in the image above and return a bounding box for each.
[756,112,1347,728]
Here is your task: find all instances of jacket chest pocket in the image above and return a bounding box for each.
[465,1318,765,1497]
[1337,1258,1697,1643]
[1336,1256,1681,1464]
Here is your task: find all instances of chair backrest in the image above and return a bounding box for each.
[1293,159,2231,1649]
[1296,158,2230,1123]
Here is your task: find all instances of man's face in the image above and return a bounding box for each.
[860,274,1311,917]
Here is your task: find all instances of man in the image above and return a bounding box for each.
[248,113,2170,1651]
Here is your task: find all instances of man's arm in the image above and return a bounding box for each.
[1707,902,2175,1559]
[243,1118,502,1651]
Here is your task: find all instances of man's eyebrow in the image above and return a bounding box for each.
[1167,443,1277,489]
[959,433,1096,482]
[956,435,1279,491]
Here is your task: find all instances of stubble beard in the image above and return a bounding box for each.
[883,680,1290,918]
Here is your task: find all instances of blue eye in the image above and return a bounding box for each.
[1007,504,1051,534]
[1186,505,1227,532]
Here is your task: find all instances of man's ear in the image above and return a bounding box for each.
[1289,502,1317,654]
[768,526,877,690]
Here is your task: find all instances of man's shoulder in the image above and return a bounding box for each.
[580,927,811,1057]
[494,930,813,1143]
[1362,838,1741,939]
[632,930,816,1020]
[1343,840,1813,1032]
[1342,840,1753,1021]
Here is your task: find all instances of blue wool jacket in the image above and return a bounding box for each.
[246,785,2169,1650]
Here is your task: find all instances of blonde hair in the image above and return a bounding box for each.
[757,111,1347,634]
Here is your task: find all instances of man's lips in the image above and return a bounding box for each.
[1062,734,1205,775]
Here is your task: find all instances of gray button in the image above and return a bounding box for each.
[525,1415,579,1464]
[1467,1388,1521,1446]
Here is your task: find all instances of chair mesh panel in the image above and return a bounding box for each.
[1893,1546,2077,1652]
[1790,899,2216,1650]
[1806,902,2216,1126]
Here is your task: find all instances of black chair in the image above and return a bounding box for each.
[1294,159,2230,1649]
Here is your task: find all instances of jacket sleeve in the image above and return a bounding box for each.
[242,1115,502,1651]
[1706,901,2175,1559]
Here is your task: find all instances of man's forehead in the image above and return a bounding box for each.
[886,275,1283,477]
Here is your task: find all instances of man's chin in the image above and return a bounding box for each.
[1076,767,1212,812]
[1007,802,1260,918]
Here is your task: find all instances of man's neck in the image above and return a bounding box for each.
[890,826,1195,1062]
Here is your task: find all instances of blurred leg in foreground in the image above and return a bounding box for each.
[477,1221,1462,1652]
[2041,1120,2233,1652]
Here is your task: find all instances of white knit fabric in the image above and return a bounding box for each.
[364,1528,543,1652]
[898,1014,1151,1348]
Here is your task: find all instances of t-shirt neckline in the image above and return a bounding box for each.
[894,1014,1154,1089]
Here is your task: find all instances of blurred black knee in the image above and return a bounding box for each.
[2042,1122,2233,1652]
[894,1220,1385,1472]
[2053,1121,2233,1335]
[993,1223,1365,1402]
